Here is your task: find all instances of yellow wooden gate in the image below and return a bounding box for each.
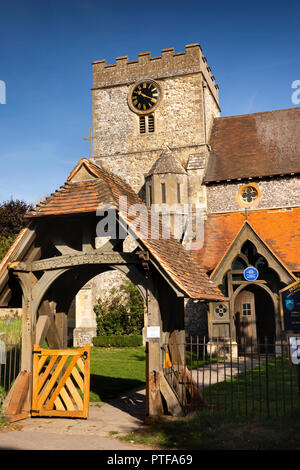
[31,344,90,418]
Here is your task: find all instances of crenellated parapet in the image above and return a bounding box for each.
[92,43,219,104]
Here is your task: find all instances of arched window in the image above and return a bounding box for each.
[241,241,257,265]
[232,256,247,270]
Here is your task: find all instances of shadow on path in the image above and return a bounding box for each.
[105,385,146,421]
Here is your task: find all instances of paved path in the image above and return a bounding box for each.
[0,359,261,450]
[0,387,154,451]
[191,357,260,388]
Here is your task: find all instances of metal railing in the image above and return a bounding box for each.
[162,337,300,418]
[0,315,22,400]
[0,343,21,394]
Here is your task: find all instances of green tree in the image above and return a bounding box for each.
[0,199,32,238]
[94,280,144,336]
[0,199,32,261]
[0,236,14,261]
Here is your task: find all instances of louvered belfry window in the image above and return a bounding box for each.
[148,114,155,133]
[139,116,146,133]
[139,115,155,134]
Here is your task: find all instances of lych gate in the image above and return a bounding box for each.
[0,158,223,421]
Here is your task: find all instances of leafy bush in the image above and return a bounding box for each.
[92,335,143,348]
[0,199,32,261]
[0,199,32,238]
[0,236,14,261]
[94,280,144,336]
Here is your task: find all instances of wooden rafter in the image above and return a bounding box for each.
[9,251,144,272]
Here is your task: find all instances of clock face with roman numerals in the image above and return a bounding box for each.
[130,81,159,113]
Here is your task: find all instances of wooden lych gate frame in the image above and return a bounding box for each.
[1,158,223,421]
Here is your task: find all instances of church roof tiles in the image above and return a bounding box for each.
[194,207,300,273]
[26,158,223,301]
[146,148,186,177]
[205,107,300,183]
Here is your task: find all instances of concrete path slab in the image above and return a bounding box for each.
[0,387,153,450]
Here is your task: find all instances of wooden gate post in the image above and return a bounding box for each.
[15,272,37,412]
[145,277,164,422]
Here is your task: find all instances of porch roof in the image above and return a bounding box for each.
[194,208,300,274]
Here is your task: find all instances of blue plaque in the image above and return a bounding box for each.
[243,266,259,281]
[280,280,300,331]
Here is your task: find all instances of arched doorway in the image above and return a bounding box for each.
[234,284,276,351]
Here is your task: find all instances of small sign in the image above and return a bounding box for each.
[287,335,300,365]
[243,266,259,281]
[147,326,160,339]
[280,280,300,331]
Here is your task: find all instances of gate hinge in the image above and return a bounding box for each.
[31,410,40,414]
[32,350,41,354]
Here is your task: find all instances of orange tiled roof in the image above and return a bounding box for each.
[26,159,223,301]
[194,208,300,273]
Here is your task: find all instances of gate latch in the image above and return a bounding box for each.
[82,351,88,360]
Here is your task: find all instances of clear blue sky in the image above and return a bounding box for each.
[0,0,299,204]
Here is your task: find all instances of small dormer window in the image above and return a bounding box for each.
[139,114,155,134]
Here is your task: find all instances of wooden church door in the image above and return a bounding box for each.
[235,290,257,345]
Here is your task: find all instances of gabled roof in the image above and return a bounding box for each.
[205,107,300,183]
[146,148,186,177]
[194,208,300,273]
[26,158,223,301]
[210,221,297,286]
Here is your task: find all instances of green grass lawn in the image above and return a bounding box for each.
[120,410,300,450]
[0,316,22,346]
[202,356,300,418]
[2,344,299,449]
[94,348,300,450]
[89,346,146,402]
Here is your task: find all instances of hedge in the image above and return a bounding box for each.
[92,335,143,348]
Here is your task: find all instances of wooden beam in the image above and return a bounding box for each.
[0,285,12,306]
[51,233,81,256]
[231,280,267,285]
[159,372,185,417]
[55,312,68,348]
[4,371,30,422]
[24,246,42,262]
[35,315,50,346]
[82,222,94,253]
[38,300,61,349]
[10,251,142,272]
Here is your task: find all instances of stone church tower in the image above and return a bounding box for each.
[91,43,220,210]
